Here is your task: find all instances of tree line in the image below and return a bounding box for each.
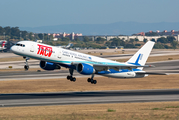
[0,26,28,40]
[0,26,178,49]
[70,36,178,49]
[0,26,53,41]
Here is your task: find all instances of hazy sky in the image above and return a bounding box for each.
[1,0,179,27]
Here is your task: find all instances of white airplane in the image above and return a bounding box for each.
[0,41,6,50]
[58,43,73,49]
[10,40,165,84]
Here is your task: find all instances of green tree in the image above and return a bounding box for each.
[95,37,106,44]
[4,26,11,36]
[171,41,178,49]
[157,37,168,43]
[143,38,148,43]
[61,37,70,42]
[34,33,40,40]
[11,27,20,38]
[105,41,111,46]
[0,26,4,35]
[58,38,62,41]
[83,36,90,42]
[28,32,34,40]
[125,44,135,48]
[110,38,120,46]
[38,33,43,40]
[167,36,176,43]
[129,38,135,44]
[135,38,139,42]
[74,38,80,42]
[21,31,28,40]
[154,43,165,49]
[110,38,125,47]
[151,38,155,42]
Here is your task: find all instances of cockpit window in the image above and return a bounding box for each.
[15,43,25,47]
[16,44,20,46]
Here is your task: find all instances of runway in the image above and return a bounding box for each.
[0,89,179,107]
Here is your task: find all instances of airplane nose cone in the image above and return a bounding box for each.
[10,45,15,52]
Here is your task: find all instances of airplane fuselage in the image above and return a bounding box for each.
[11,41,146,78]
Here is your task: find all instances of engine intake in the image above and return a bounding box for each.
[77,63,95,75]
[40,61,61,70]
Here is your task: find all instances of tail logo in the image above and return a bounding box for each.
[1,41,6,47]
[135,54,143,65]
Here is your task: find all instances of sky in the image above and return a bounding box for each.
[1,0,179,27]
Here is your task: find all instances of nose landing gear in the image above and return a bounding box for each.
[23,57,30,71]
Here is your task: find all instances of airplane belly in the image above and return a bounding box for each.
[100,72,144,78]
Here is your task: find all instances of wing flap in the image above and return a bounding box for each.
[93,64,154,71]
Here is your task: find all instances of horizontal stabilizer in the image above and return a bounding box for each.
[136,72,167,75]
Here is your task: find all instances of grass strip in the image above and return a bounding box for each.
[0,102,179,120]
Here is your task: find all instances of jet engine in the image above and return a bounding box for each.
[76,63,95,75]
[40,61,61,70]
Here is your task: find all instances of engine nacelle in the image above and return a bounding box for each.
[77,63,95,75]
[40,61,61,70]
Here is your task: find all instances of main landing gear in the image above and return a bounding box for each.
[67,68,76,82]
[66,69,97,84]
[87,74,97,84]
[23,57,30,71]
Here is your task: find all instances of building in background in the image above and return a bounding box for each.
[52,32,82,40]
[39,30,179,42]
[78,30,179,42]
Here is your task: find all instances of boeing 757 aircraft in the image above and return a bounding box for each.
[11,41,165,84]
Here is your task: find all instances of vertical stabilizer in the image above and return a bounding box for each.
[1,41,6,48]
[126,41,155,68]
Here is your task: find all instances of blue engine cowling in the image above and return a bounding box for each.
[40,61,61,70]
[77,63,95,75]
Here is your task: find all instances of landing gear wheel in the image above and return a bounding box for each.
[87,78,97,84]
[67,75,71,80]
[70,77,76,82]
[87,78,91,82]
[72,77,76,82]
[24,65,29,71]
[67,68,76,82]
[93,80,97,84]
[90,79,94,84]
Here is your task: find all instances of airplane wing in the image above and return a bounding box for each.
[71,62,154,71]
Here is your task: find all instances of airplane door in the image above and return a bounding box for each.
[30,44,34,52]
